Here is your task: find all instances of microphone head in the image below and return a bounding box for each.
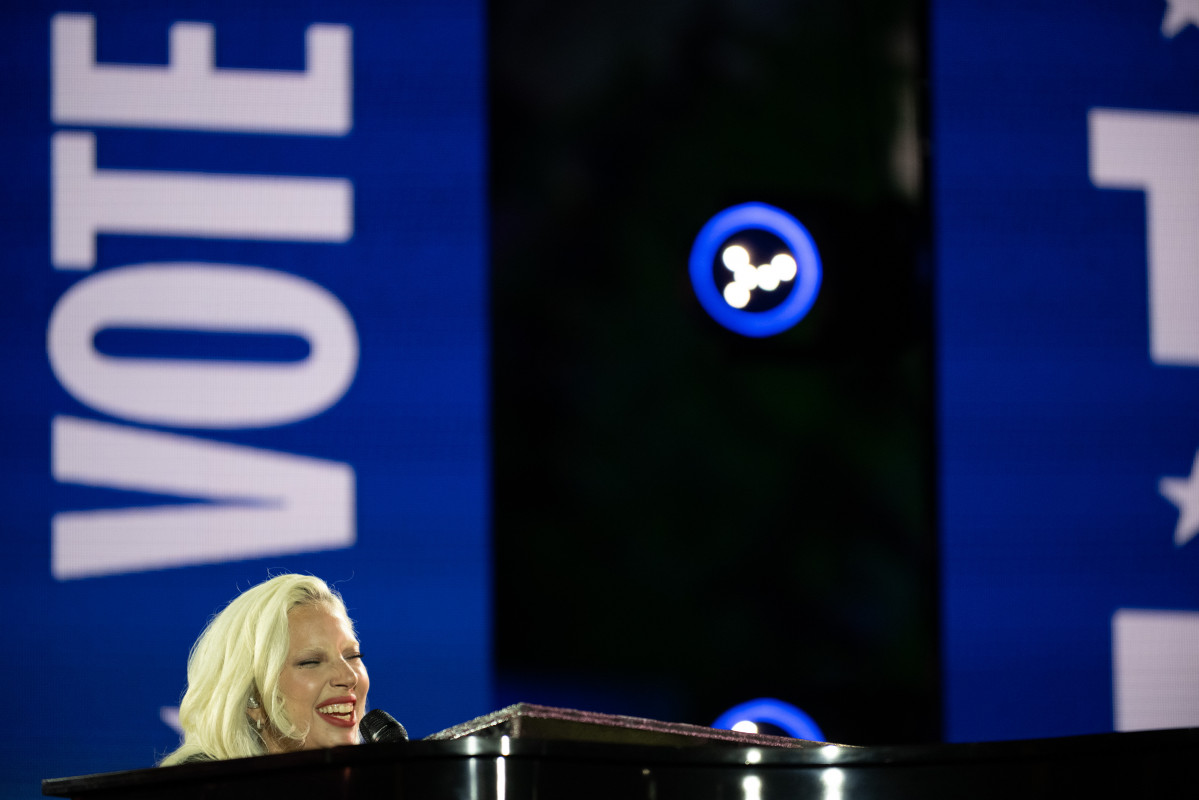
[361,708,409,743]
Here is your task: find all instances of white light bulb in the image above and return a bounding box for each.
[722,245,750,269]
[732,264,758,290]
[772,253,797,282]
[756,263,781,291]
[724,282,751,309]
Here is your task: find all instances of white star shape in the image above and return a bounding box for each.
[1162,0,1199,38]
[1159,450,1199,546]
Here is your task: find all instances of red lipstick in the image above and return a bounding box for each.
[315,695,358,728]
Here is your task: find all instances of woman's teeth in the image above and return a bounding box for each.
[318,703,354,715]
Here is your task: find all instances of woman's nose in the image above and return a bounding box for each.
[332,658,358,687]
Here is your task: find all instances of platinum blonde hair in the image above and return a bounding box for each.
[159,574,350,766]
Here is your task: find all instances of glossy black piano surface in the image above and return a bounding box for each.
[43,705,1199,799]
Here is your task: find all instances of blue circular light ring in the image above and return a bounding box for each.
[689,202,822,337]
[712,697,825,742]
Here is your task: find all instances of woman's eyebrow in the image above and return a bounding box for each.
[292,646,325,657]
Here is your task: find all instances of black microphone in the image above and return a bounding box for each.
[361,709,409,743]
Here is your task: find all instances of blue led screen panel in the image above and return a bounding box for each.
[934,0,1199,741]
[0,2,488,796]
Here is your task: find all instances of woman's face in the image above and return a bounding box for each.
[261,602,370,752]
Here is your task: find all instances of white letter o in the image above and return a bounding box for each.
[47,263,359,428]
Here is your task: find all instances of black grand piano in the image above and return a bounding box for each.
[42,703,1197,799]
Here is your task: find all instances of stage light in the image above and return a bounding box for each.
[772,253,797,281]
[689,202,822,337]
[722,244,750,268]
[712,697,825,741]
[724,282,752,309]
[756,262,781,292]
[731,262,759,290]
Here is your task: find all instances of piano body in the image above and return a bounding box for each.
[42,703,1197,799]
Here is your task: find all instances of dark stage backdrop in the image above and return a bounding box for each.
[489,0,937,746]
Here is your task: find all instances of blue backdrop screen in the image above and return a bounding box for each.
[935,0,1199,741]
[0,1,488,796]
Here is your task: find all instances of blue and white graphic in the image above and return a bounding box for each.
[935,0,1199,741]
[689,202,822,337]
[0,2,487,796]
[1162,0,1199,37]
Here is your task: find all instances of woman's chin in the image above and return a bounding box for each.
[304,730,359,750]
